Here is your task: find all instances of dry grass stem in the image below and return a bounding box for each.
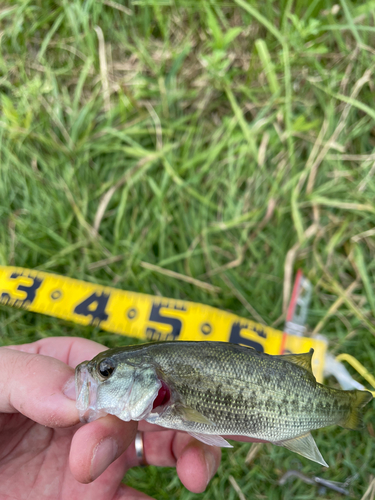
[102,0,132,15]
[140,261,221,293]
[88,255,124,270]
[327,153,375,161]
[93,155,158,235]
[144,102,163,151]
[339,46,359,95]
[312,280,359,334]
[361,476,375,500]
[205,249,244,278]
[228,475,247,500]
[245,443,263,465]
[298,119,329,192]
[352,228,375,243]
[306,66,374,195]
[292,131,345,152]
[316,269,375,336]
[95,25,110,112]
[283,223,318,314]
[359,162,375,192]
[62,182,97,238]
[257,131,270,167]
[222,274,266,325]
[39,96,71,147]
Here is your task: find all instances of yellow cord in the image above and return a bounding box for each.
[335,353,375,397]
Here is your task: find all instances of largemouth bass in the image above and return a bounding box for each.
[75,341,372,466]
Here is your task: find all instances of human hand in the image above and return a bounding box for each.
[0,337,221,500]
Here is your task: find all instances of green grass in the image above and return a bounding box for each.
[1,0,375,498]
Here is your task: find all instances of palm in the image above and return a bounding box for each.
[1,417,114,500]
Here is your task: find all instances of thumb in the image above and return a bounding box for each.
[0,347,79,427]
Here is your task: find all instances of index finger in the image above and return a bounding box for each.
[7,336,107,367]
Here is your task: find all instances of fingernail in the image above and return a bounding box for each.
[63,376,76,400]
[205,451,217,486]
[90,438,118,481]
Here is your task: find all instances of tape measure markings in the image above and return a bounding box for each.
[0,265,327,381]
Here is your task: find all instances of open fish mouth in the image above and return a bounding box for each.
[75,361,108,423]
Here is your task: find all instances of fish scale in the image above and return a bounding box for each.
[75,340,373,466]
[148,343,336,440]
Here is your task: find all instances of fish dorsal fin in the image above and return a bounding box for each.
[174,403,216,426]
[278,349,314,374]
[275,432,328,467]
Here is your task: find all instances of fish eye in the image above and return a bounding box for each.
[98,359,115,379]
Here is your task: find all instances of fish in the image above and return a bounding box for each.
[75,341,373,467]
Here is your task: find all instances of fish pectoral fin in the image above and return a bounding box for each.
[188,431,233,448]
[174,403,216,426]
[275,433,328,467]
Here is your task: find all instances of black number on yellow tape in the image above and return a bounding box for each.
[74,292,110,326]
[147,302,186,341]
[0,266,327,382]
[229,321,266,353]
[0,271,43,308]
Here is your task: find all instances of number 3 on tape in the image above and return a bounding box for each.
[0,271,43,308]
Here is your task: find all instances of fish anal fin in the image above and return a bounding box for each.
[340,389,373,430]
[188,431,233,448]
[277,349,315,375]
[275,432,328,467]
[174,403,216,426]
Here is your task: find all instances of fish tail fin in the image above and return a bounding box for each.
[340,390,373,430]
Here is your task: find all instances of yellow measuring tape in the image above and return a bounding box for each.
[0,265,327,381]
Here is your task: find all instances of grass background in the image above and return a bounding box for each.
[1,0,375,498]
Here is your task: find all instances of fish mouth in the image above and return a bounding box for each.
[75,361,108,423]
